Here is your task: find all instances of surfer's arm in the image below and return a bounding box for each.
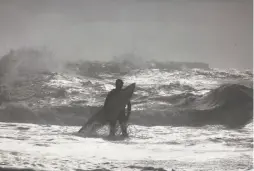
[126,101,131,116]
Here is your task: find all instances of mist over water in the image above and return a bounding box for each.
[0,0,252,70]
[0,47,252,129]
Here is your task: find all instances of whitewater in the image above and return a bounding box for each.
[0,50,253,171]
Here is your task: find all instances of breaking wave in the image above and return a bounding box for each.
[131,84,253,128]
[0,48,253,129]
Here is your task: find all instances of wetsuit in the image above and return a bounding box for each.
[104,88,131,136]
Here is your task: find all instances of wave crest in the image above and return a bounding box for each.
[0,49,252,128]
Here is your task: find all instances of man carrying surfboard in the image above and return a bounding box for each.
[104,79,131,137]
[78,79,134,137]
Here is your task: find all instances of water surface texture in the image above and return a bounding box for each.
[0,50,253,171]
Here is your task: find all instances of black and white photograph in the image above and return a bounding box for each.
[0,0,253,171]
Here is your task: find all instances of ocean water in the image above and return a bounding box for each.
[0,50,253,171]
[0,122,252,171]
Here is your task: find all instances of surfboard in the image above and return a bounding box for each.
[78,83,136,133]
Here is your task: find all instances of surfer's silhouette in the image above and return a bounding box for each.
[104,79,131,137]
[78,79,133,136]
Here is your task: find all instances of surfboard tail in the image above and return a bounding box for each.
[78,108,106,133]
[78,114,97,132]
[78,123,89,133]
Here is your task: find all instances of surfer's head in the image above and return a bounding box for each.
[115,79,123,90]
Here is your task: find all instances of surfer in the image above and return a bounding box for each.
[78,79,134,136]
[104,79,131,137]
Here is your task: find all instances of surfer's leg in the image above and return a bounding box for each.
[118,111,129,137]
[109,121,116,137]
[119,121,128,137]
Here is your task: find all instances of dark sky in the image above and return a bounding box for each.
[0,0,252,70]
